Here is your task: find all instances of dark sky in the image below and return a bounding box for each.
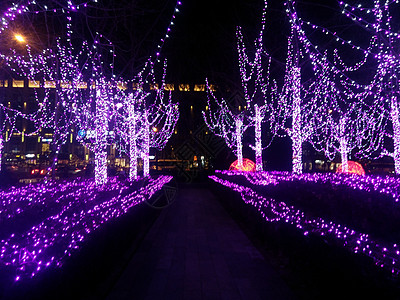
[162,0,353,85]
[2,0,381,85]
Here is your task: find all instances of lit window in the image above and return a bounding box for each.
[0,80,9,87]
[61,81,71,89]
[165,84,174,91]
[76,82,87,89]
[149,83,158,90]
[44,81,56,88]
[117,82,127,90]
[194,84,205,92]
[179,84,190,91]
[28,80,40,88]
[209,84,217,91]
[12,79,24,88]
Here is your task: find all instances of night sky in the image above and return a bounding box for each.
[1,0,374,84]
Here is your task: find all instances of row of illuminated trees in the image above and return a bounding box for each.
[204,0,400,175]
[0,36,179,185]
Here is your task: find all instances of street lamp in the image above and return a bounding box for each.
[14,33,26,44]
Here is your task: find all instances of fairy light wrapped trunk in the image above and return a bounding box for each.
[203,85,249,170]
[291,66,303,174]
[128,102,139,181]
[204,0,278,172]
[142,94,179,177]
[115,90,147,181]
[254,105,263,171]
[289,0,400,173]
[93,84,110,185]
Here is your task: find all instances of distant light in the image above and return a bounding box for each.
[14,34,25,43]
[152,127,158,133]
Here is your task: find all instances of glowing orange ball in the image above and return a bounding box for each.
[336,161,365,176]
[229,158,256,172]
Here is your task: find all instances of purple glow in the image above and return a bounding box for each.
[235,117,243,168]
[254,105,263,172]
[291,66,302,174]
[211,171,400,276]
[390,96,400,174]
[0,175,172,281]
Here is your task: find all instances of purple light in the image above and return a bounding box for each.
[0,175,172,281]
[211,171,400,276]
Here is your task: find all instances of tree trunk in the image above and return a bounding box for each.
[95,150,107,185]
[292,66,302,174]
[390,96,400,174]
[129,106,137,181]
[235,118,243,169]
[94,87,108,185]
[254,105,263,172]
[339,117,349,173]
[143,114,150,177]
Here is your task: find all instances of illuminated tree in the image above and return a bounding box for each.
[4,24,91,178]
[203,0,278,172]
[115,90,147,181]
[279,25,316,174]
[280,0,384,174]
[75,45,125,185]
[203,82,250,170]
[139,62,179,177]
[287,0,399,173]
[236,0,279,171]
[310,54,366,173]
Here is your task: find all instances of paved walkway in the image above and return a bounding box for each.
[106,183,295,300]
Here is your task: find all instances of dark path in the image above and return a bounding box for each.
[106,183,295,300]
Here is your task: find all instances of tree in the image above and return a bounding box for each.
[75,43,124,185]
[139,61,179,177]
[290,0,398,173]
[235,0,279,171]
[115,89,147,181]
[279,22,316,174]
[4,27,91,178]
[203,0,278,172]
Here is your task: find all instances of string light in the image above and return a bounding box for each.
[287,0,400,173]
[203,0,277,172]
[211,171,400,276]
[0,175,172,281]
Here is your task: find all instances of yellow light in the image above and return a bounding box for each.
[14,34,25,43]
[152,127,158,133]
